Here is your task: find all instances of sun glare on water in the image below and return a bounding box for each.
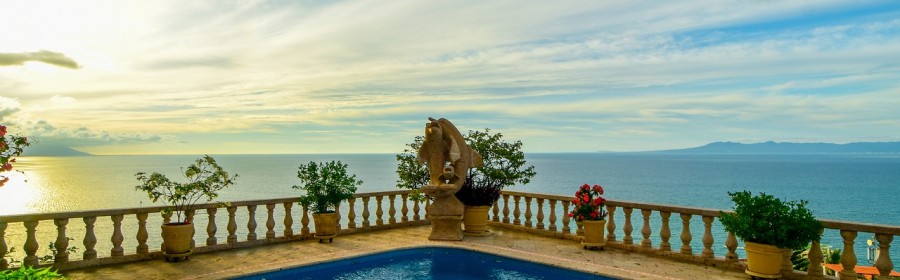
[0,173,43,215]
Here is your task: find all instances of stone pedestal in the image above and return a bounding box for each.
[423,184,464,241]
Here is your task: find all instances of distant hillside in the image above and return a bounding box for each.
[652,141,900,154]
[23,143,92,156]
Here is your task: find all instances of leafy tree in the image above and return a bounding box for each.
[0,124,30,187]
[134,155,237,223]
[295,161,362,214]
[396,128,536,206]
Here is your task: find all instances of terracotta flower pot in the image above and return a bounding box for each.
[161,223,194,255]
[744,241,784,278]
[463,205,491,236]
[312,212,338,242]
[581,219,606,249]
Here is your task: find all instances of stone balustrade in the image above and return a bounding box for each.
[494,191,900,280]
[0,190,424,271]
[2,189,897,279]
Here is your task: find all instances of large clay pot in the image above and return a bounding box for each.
[581,219,606,249]
[744,241,784,278]
[463,205,491,236]
[161,223,194,255]
[312,212,338,242]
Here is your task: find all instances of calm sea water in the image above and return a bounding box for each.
[1,153,898,268]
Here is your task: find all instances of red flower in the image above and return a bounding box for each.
[568,212,574,217]
[593,184,604,195]
[578,214,584,220]
[0,125,6,137]
[582,194,590,203]
[593,197,602,206]
[590,212,598,219]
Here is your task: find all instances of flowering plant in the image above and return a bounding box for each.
[568,183,607,222]
[0,125,30,187]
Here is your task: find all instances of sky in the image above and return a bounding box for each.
[1,0,899,155]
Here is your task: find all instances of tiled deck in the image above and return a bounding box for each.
[64,225,747,280]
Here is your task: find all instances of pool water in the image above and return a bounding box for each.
[234,247,616,280]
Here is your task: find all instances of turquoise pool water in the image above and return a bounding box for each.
[234,246,616,280]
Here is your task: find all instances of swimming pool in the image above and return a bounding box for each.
[234,246,617,280]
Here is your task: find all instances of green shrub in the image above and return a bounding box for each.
[719,191,822,250]
[0,266,65,280]
[294,161,362,214]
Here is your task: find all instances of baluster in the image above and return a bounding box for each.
[606,205,617,242]
[839,230,858,280]
[348,198,357,229]
[679,213,692,255]
[206,208,217,245]
[362,197,371,227]
[111,215,124,257]
[561,201,571,234]
[53,218,69,263]
[782,248,792,276]
[389,194,397,224]
[412,197,420,221]
[807,228,824,277]
[513,196,521,226]
[401,194,409,223]
[492,199,500,222]
[622,207,633,245]
[874,234,893,280]
[23,221,38,267]
[83,217,98,260]
[0,222,7,269]
[425,199,430,217]
[136,213,149,254]
[187,210,196,249]
[335,207,342,231]
[301,205,310,237]
[283,202,294,237]
[376,196,385,226]
[701,216,714,258]
[725,232,738,261]
[227,207,238,244]
[161,212,172,251]
[502,194,511,224]
[247,205,258,240]
[536,198,545,230]
[577,220,584,236]
[640,209,652,248]
[659,211,672,252]
[266,204,276,239]
[524,197,533,228]
[548,199,557,232]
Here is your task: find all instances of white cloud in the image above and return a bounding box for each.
[1,0,898,153]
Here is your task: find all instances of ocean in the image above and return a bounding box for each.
[1,153,898,268]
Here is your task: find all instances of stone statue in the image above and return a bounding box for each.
[418,117,483,187]
[418,117,483,241]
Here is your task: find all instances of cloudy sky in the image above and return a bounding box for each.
[1,1,899,155]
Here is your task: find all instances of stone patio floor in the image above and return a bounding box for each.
[64,225,748,280]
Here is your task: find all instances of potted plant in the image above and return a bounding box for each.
[568,183,607,250]
[294,161,362,243]
[134,155,237,261]
[396,128,535,236]
[719,191,823,278]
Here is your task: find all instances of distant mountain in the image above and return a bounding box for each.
[651,141,900,154]
[23,143,92,156]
